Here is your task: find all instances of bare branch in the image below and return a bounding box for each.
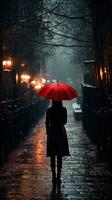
[46,29,93,43]
[41,5,92,20]
[36,41,94,48]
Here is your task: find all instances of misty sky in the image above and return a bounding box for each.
[46,46,83,94]
[46,47,73,81]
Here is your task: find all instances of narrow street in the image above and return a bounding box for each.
[0,101,112,200]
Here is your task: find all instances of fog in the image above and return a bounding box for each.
[46,47,83,95]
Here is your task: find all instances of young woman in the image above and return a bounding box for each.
[45,100,69,184]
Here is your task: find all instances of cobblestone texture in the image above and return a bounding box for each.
[0,102,112,200]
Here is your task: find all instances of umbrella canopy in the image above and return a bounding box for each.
[38,83,79,100]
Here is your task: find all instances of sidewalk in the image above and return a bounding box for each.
[0,101,112,200]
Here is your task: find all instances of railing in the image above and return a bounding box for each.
[81,84,112,157]
[0,96,49,165]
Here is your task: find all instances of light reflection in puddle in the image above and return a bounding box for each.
[35,128,46,166]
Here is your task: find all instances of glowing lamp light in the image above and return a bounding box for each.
[47,79,50,83]
[2,61,7,66]
[35,84,42,90]
[41,78,46,84]
[16,73,19,84]
[2,59,12,72]
[21,63,26,67]
[104,66,107,74]
[20,73,31,83]
[31,80,36,86]
[7,60,12,66]
[100,67,103,80]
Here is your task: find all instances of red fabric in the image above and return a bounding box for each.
[38,83,78,100]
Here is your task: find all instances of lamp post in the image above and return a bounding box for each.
[2,58,14,99]
[20,73,31,83]
[2,59,12,72]
[20,72,31,99]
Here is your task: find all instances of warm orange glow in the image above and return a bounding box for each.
[104,66,107,74]
[2,60,7,65]
[7,60,12,66]
[31,80,36,86]
[35,128,46,166]
[21,63,26,67]
[100,67,103,80]
[16,73,19,84]
[35,84,42,90]
[30,77,46,90]
[2,59,13,71]
[41,78,46,84]
[20,73,31,83]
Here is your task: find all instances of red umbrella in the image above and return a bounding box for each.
[38,83,79,100]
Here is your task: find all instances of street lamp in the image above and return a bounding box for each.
[20,73,31,84]
[20,72,31,99]
[2,59,13,72]
[30,77,46,91]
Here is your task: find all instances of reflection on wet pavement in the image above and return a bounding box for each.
[0,102,112,199]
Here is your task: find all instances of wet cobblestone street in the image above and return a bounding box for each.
[0,102,112,200]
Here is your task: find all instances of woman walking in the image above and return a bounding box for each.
[45,100,69,184]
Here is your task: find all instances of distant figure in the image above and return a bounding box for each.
[45,100,69,184]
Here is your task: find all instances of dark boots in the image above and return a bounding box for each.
[57,156,62,183]
[51,156,56,183]
[50,156,62,184]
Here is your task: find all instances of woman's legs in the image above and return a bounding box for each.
[50,156,56,183]
[50,155,62,183]
[57,155,62,182]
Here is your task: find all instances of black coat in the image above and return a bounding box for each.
[45,105,69,157]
